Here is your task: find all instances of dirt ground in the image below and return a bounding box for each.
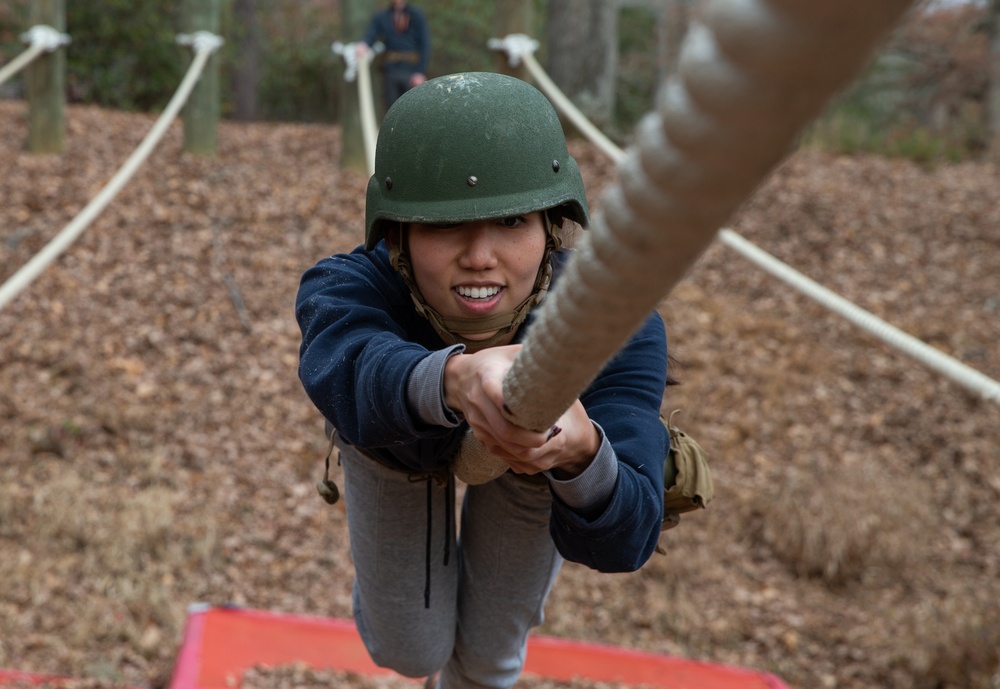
[1,101,998,689]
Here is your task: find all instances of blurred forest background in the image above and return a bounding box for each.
[1,0,999,165]
[2,3,1000,688]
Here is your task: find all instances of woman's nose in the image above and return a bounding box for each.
[459,224,499,269]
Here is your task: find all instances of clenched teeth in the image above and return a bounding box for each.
[456,285,500,299]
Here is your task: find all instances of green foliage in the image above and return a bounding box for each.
[419,0,495,76]
[0,1,27,48]
[65,1,183,111]
[806,79,987,167]
[1,0,662,128]
[805,5,992,165]
[3,0,997,147]
[247,0,340,122]
[0,1,31,93]
[0,0,185,109]
[614,5,658,140]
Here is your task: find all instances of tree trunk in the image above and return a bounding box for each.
[492,0,534,79]
[544,0,619,126]
[26,0,66,154]
[182,0,221,156]
[989,0,1000,156]
[231,0,260,121]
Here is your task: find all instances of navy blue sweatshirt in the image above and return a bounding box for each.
[296,243,669,571]
[362,3,430,74]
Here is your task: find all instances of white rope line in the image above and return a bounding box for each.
[0,32,223,313]
[491,31,1000,408]
[332,41,383,176]
[455,1,919,484]
[0,25,71,87]
[717,230,1000,403]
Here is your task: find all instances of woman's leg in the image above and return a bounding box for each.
[339,443,458,679]
[437,473,564,689]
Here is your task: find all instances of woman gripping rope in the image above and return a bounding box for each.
[295,72,671,689]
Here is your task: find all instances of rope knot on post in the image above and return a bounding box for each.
[20,25,71,51]
[486,33,539,68]
[176,31,225,55]
[333,40,383,175]
[332,41,384,83]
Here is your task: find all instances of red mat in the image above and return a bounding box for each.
[166,604,791,689]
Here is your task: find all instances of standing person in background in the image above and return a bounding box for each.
[356,0,430,112]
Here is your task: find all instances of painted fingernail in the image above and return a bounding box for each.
[546,426,562,441]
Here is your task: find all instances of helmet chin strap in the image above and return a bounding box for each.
[389,216,561,353]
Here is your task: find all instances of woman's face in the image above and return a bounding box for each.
[406,213,547,341]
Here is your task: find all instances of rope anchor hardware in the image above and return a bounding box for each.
[0,25,71,87]
[486,33,538,67]
[176,31,225,54]
[332,40,384,83]
[19,24,71,51]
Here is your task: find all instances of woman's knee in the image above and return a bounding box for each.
[365,625,454,678]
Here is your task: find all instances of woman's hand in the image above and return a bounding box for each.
[444,345,600,478]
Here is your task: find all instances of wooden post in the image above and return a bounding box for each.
[492,0,534,79]
[26,0,66,154]
[339,0,376,174]
[182,0,222,156]
[989,0,1000,158]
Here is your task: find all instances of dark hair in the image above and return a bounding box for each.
[666,354,681,387]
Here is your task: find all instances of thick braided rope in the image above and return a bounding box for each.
[0,33,223,313]
[454,0,915,484]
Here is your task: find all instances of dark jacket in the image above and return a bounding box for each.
[296,242,670,572]
[362,3,430,74]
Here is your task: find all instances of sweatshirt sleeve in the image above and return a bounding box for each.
[407,344,465,428]
[546,310,670,573]
[295,249,445,451]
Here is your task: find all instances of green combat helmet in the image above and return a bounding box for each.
[365,71,590,250]
[364,72,591,352]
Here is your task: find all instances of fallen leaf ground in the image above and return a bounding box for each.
[1,101,998,689]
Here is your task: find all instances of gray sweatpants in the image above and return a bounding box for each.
[339,442,564,689]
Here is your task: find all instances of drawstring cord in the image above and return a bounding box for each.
[317,429,456,609]
[424,478,432,608]
[410,469,454,608]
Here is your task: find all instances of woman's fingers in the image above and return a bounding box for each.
[446,344,590,465]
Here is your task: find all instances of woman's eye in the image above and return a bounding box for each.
[499,216,525,228]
